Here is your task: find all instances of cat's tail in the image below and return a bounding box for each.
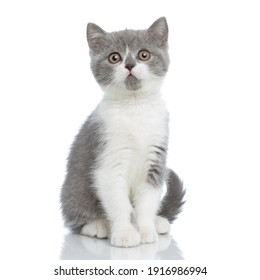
[158,168,186,223]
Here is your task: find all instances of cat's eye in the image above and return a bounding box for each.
[138,50,151,61]
[108,52,121,64]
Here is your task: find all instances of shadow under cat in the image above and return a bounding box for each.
[60,233,183,260]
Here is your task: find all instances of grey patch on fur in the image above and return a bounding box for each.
[146,161,165,187]
[130,212,138,230]
[60,110,107,233]
[147,165,164,187]
[158,169,186,223]
[86,17,170,90]
[124,75,141,90]
[146,144,167,187]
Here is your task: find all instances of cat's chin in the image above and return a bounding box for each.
[102,78,164,99]
[124,75,141,91]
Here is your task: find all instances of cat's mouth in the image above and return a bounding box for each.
[126,73,138,81]
[124,74,141,91]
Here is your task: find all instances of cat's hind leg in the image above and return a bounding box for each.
[81,219,109,239]
[155,215,170,234]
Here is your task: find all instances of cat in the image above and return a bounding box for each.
[60,17,185,248]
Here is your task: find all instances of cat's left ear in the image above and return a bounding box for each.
[87,23,107,53]
[148,17,168,47]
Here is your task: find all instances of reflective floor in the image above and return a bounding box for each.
[60,233,183,260]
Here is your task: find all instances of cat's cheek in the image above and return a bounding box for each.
[133,63,152,80]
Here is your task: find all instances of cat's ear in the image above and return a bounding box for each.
[87,23,107,53]
[148,17,168,47]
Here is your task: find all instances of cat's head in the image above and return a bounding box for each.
[87,17,169,97]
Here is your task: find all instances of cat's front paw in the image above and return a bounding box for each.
[111,226,140,247]
[139,227,158,244]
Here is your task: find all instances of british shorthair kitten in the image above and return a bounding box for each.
[60,17,185,247]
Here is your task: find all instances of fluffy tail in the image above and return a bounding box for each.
[158,168,186,223]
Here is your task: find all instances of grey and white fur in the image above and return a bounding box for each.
[60,17,185,247]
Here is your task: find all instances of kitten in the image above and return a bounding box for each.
[60,17,185,247]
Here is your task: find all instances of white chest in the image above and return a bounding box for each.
[99,99,168,149]
[96,98,169,190]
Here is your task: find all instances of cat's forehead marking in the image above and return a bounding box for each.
[109,30,146,54]
[124,46,131,60]
[121,46,135,63]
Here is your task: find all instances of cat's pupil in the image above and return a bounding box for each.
[112,55,118,61]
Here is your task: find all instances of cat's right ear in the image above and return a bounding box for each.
[148,17,168,47]
[87,23,107,53]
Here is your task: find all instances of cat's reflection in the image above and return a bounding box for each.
[60,234,183,260]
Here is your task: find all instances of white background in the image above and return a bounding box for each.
[0,0,260,279]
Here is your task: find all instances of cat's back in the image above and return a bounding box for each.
[65,109,105,177]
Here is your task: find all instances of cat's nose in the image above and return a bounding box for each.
[125,64,135,71]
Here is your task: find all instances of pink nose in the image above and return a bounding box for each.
[125,64,135,71]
